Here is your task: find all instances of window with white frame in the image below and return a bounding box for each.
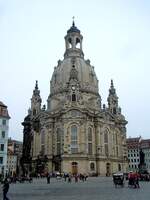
[2,131,5,138]
[2,119,6,125]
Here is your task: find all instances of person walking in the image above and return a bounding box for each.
[68,173,72,183]
[3,178,10,200]
[47,173,50,184]
[74,174,78,183]
[134,172,140,188]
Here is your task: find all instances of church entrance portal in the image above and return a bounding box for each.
[72,162,78,175]
[106,163,111,176]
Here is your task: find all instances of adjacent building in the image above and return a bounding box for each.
[0,101,10,176]
[127,137,150,173]
[140,139,150,173]
[126,137,141,172]
[7,148,17,176]
[22,21,128,176]
[7,138,23,176]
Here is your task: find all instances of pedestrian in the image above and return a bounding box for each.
[64,172,68,182]
[3,178,10,200]
[47,173,50,184]
[74,174,78,183]
[68,173,72,183]
[84,173,88,181]
[134,172,140,188]
[128,172,134,187]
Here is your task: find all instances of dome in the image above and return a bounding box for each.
[67,21,80,34]
[47,22,101,112]
[50,57,99,96]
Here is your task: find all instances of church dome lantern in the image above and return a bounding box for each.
[64,20,84,58]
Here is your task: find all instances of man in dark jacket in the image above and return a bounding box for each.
[3,178,10,200]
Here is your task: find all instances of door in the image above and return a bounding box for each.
[72,162,78,175]
[106,163,111,176]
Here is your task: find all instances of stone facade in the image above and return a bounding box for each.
[24,22,128,176]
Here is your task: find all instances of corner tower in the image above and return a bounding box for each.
[107,80,119,114]
[31,80,42,116]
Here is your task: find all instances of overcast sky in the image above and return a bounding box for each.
[0,0,150,141]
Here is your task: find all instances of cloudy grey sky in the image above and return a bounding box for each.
[0,0,150,141]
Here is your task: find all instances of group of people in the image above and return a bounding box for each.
[46,172,88,184]
[128,172,140,188]
[65,173,88,183]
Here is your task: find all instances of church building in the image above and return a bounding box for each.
[22,21,128,176]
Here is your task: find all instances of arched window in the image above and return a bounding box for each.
[90,162,95,171]
[72,94,76,102]
[104,130,109,156]
[88,127,92,141]
[88,127,93,155]
[41,129,45,155]
[115,132,119,157]
[68,38,72,48]
[57,128,61,155]
[118,163,121,171]
[116,146,118,157]
[33,109,36,116]
[41,130,45,144]
[113,107,116,114]
[76,37,80,48]
[115,133,118,145]
[104,130,108,143]
[71,125,78,153]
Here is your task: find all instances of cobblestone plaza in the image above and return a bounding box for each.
[0,177,150,200]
